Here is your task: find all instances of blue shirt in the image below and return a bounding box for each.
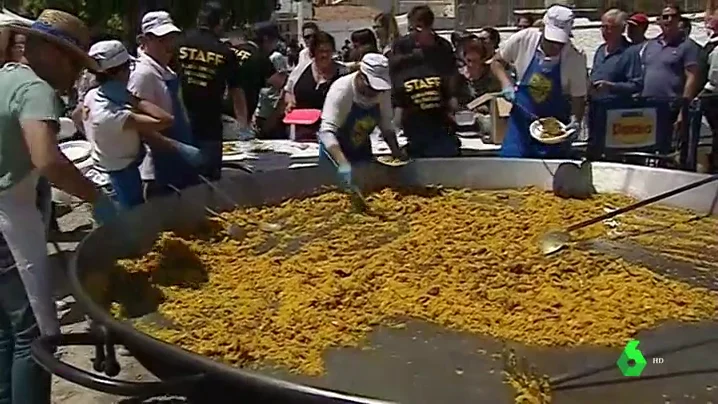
[641,37,699,99]
[590,38,643,96]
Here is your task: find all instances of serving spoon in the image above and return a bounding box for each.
[540,173,718,255]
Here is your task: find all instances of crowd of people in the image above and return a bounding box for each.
[0,1,716,403]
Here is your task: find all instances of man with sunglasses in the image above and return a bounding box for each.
[317,53,404,190]
[391,6,457,92]
[297,22,318,69]
[490,5,587,158]
[640,4,699,134]
[285,22,319,99]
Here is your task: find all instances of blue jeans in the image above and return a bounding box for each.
[108,163,144,209]
[0,269,51,404]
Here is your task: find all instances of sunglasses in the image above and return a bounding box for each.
[661,13,679,21]
[303,34,314,41]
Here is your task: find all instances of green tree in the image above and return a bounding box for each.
[14,0,273,42]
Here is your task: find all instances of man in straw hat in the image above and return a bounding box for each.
[0,9,118,402]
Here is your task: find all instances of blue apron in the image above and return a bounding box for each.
[318,102,381,168]
[501,46,571,158]
[151,77,199,191]
[96,82,146,208]
[107,150,145,208]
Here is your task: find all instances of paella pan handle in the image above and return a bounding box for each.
[31,332,205,397]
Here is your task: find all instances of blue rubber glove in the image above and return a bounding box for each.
[171,140,205,167]
[337,163,353,190]
[237,126,256,141]
[500,86,515,102]
[92,194,119,225]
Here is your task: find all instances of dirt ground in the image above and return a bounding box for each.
[49,204,188,404]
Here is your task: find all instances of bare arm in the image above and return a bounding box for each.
[71,104,85,134]
[124,112,177,151]
[684,65,699,99]
[129,94,174,128]
[490,58,513,89]
[284,90,296,113]
[267,72,287,90]
[123,112,171,138]
[228,87,248,126]
[22,120,99,202]
[571,97,586,122]
[378,92,403,158]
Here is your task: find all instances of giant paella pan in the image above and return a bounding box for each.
[32,159,718,403]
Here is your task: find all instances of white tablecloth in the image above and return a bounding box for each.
[221,133,588,171]
[222,134,507,162]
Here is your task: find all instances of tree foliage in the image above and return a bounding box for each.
[13,0,275,41]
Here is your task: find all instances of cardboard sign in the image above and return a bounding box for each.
[605,108,657,148]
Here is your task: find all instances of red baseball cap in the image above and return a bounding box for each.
[628,13,649,26]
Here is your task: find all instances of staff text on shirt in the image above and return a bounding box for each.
[178,47,225,87]
[403,76,442,110]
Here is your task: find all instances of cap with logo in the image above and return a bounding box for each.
[89,40,131,71]
[628,13,649,26]
[359,53,391,91]
[141,11,181,37]
[543,5,574,44]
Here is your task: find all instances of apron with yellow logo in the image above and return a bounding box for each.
[325,102,380,164]
[501,45,571,158]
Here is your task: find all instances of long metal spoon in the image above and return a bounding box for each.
[540,173,718,255]
[321,148,370,212]
[196,174,281,232]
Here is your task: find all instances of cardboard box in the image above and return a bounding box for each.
[467,93,512,144]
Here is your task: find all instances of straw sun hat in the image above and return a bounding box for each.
[7,9,101,72]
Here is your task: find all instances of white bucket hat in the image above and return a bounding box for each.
[89,40,131,70]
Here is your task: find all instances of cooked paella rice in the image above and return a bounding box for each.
[106,187,718,401]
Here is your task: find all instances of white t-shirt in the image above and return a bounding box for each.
[82,88,140,171]
[498,28,588,98]
[298,47,311,67]
[317,72,393,148]
[286,48,316,93]
[127,52,177,180]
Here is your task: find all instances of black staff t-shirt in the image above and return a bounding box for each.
[393,62,453,139]
[231,42,276,119]
[177,28,240,141]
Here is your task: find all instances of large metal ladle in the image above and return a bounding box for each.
[540,173,718,255]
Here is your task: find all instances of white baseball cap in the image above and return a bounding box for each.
[89,40,130,70]
[543,5,574,44]
[359,53,391,91]
[141,11,181,37]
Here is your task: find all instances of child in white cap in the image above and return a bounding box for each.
[85,40,202,208]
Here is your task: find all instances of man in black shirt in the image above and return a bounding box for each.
[390,5,459,94]
[393,52,459,158]
[227,22,284,128]
[176,1,242,180]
